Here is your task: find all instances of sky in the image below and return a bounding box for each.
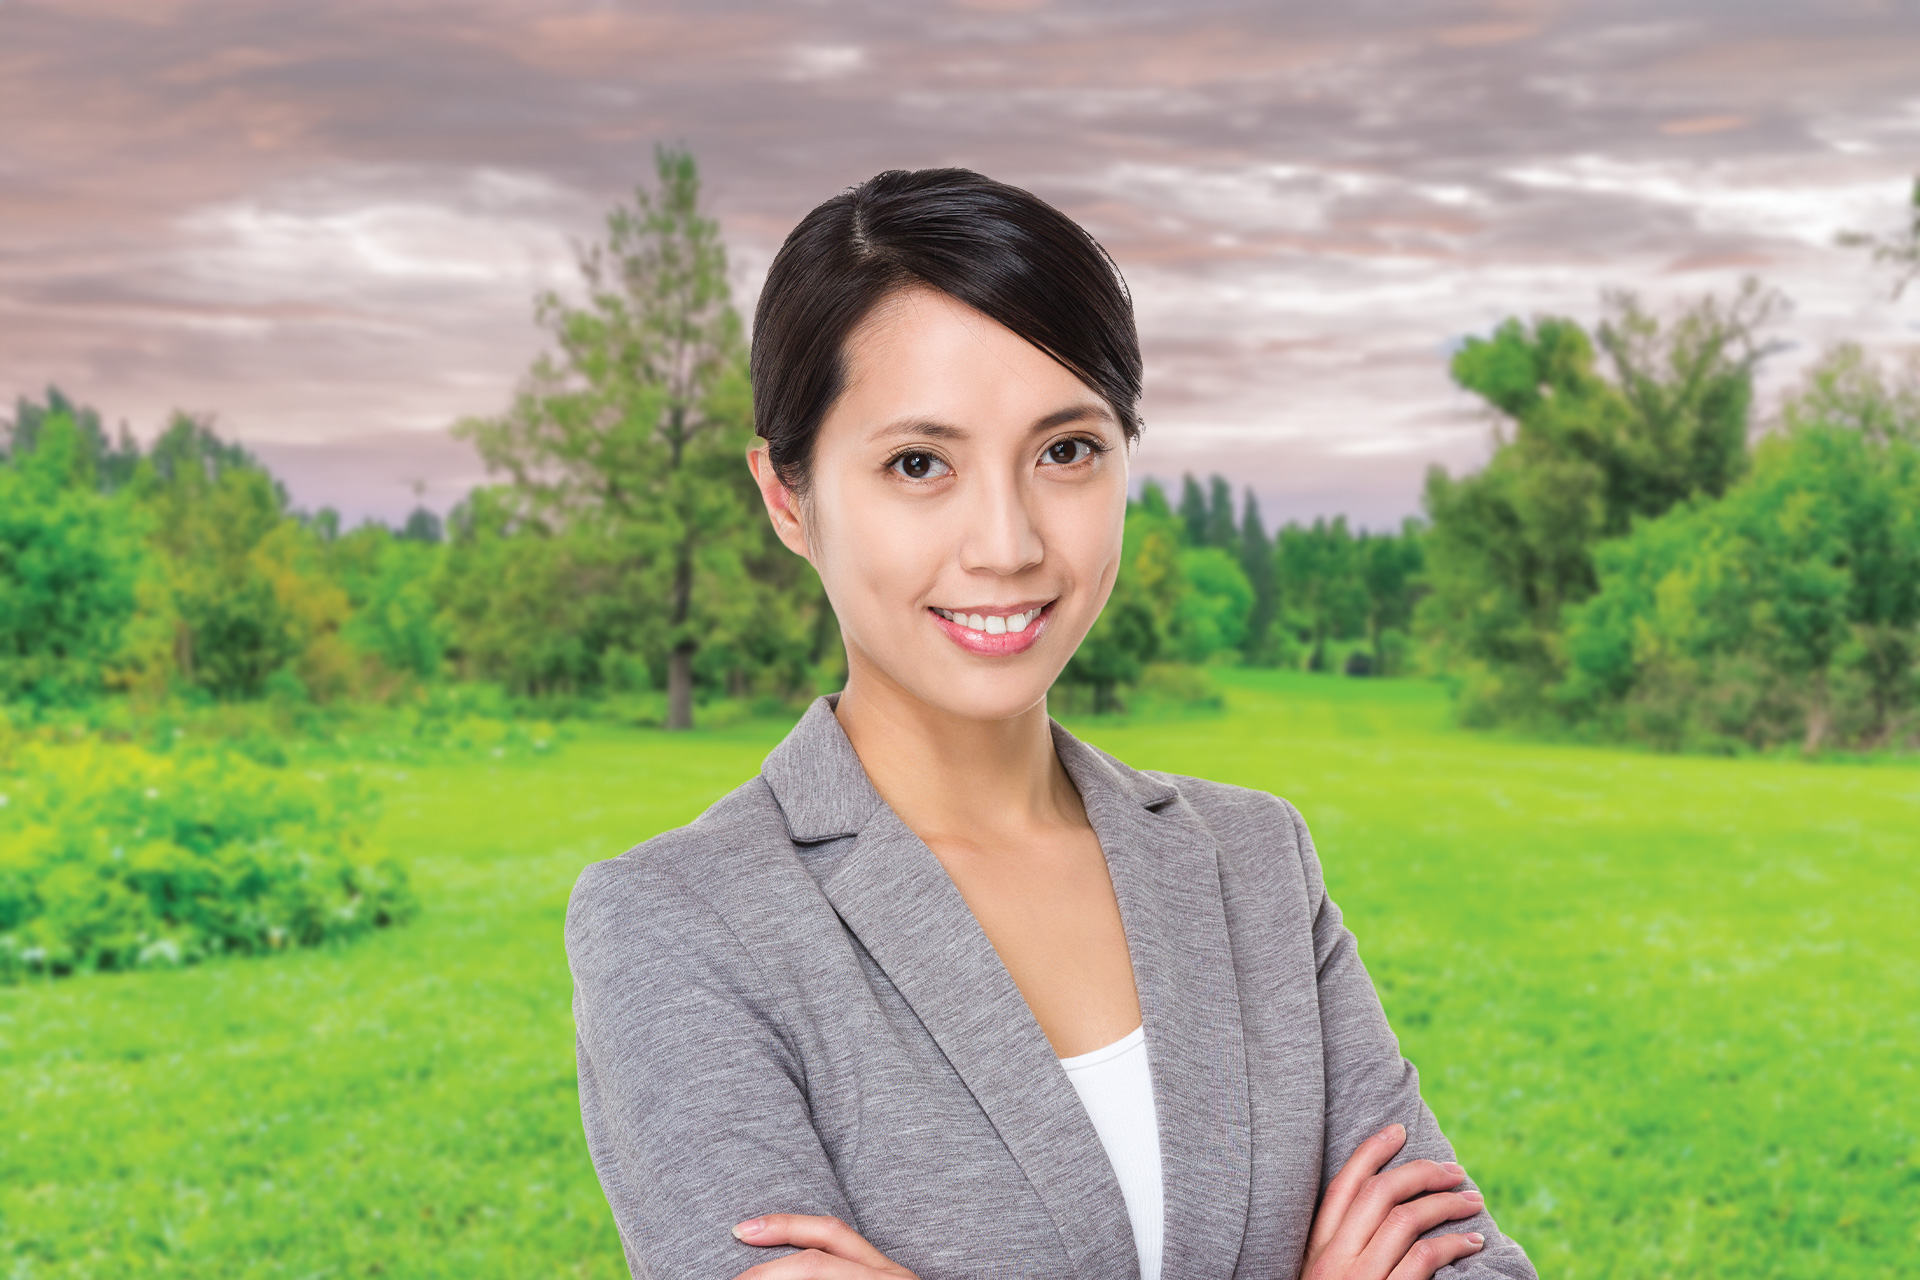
[4,0,1919,529]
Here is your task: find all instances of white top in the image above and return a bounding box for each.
[1058,1026,1164,1280]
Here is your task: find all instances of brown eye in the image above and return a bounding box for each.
[1045,439,1089,466]
[889,450,950,480]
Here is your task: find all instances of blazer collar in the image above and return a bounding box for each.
[759,697,1251,1280]
[760,695,1181,841]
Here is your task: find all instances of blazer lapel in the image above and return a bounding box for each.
[1054,724,1254,1280]
[763,699,1141,1280]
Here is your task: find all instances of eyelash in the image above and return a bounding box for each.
[1041,434,1111,467]
[883,434,1110,482]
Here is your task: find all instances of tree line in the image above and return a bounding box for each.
[1422,285,1920,751]
[6,151,1917,750]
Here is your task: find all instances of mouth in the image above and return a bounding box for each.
[928,601,1055,656]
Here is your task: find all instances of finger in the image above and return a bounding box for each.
[1384,1231,1486,1280]
[1329,1159,1471,1260]
[732,1247,887,1280]
[1356,1190,1485,1277]
[1308,1123,1408,1252]
[733,1215,899,1270]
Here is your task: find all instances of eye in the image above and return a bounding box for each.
[1041,436,1102,467]
[888,449,951,481]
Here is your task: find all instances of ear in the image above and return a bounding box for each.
[747,441,813,561]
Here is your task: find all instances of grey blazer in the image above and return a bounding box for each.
[567,697,1537,1280]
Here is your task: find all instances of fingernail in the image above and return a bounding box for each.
[732,1219,763,1239]
[1462,1190,1484,1204]
[1443,1162,1465,1175]
[1377,1123,1404,1140]
[1467,1233,1485,1247]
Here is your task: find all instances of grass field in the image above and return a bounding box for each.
[4,671,1916,1278]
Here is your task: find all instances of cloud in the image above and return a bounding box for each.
[2,0,1918,525]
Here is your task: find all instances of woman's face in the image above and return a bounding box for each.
[754,287,1130,724]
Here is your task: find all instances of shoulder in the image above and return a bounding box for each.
[566,774,793,971]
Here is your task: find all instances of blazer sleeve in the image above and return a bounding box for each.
[1285,800,1539,1280]
[567,854,854,1280]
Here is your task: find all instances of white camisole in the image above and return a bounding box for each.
[1058,1026,1164,1280]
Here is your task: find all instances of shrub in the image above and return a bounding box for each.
[0,736,413,980]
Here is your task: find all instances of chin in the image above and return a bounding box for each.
[916,669,1058,724]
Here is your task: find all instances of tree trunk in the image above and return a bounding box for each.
[1801,677,1830,755]
[667,530,696,730]
[668,644,695,730]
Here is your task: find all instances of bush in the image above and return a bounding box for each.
[0,735,413,980]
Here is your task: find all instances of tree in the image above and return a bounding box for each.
[136,414,350,701]
[5,388,142,491]
[1360,522,1426,676]
[1238,489,1279,664]
[1062,483,1185,712]
[458,146,762,728]
[1204,475,1237,549]
[1275,517,1369,672]
[0,410,148,704]
[1420,284,1782,721]
[1564,416,1920,752]
[1177,474,1209,547]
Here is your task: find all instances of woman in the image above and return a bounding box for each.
[567,168,1537,1280]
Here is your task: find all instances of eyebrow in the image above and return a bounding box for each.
[872,401,1116,443]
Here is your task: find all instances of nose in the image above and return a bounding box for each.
[957,467,1044,576]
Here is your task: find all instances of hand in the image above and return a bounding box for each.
[730,1214,921,1279]
[1303,1123,1487,1280]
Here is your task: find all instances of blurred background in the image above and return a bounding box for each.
[3,3,1917,1278]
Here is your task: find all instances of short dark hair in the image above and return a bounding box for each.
[750,168,1142,492]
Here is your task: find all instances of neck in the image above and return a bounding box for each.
[832,651,1084,845]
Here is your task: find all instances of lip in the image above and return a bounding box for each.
[929,601,1055,657]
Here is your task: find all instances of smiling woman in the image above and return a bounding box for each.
[564,169,1538,1280]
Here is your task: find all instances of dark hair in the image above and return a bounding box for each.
[750,168,1142,492]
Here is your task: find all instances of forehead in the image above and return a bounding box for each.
[834,287,1110,433]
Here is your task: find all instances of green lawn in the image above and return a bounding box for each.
[4,671,1916,1277]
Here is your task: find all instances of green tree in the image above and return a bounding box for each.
[1168,546,1253,662]
[457,147,764,728]
[1177,474,1209,547]
[136,415,349,701]
[5,388,141,491]
[1564,347,1920,751]
[1204,475,1236,548]
[1062,483,1185,712]
[1360,522,1426,676]
[1421,283,1781,720]
[1238,490,1280,664]
[329,524,446,682]
[1275,517,1369,672]
[0,411,149,704]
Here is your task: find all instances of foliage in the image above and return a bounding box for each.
[1563,350,1920,752]
[330,523,449,682]
[4,386,143,489]
[0,735,412,981]
[1421,283,1783,723]
[456,146,797,727]
[0,411,150,705]
[1060,484,1186,712]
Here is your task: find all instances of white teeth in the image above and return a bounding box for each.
[935,605,1046,633]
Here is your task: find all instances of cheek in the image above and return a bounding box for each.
[1050,483,1129,603]
[808,476,941,622]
